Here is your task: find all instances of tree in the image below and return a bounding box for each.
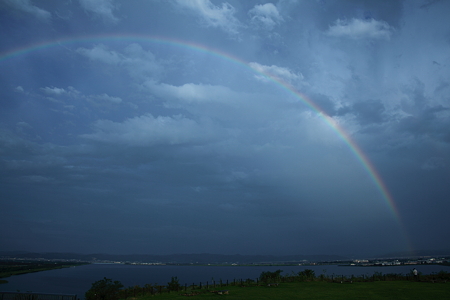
[85,277,124,300]
[167,276,181,291]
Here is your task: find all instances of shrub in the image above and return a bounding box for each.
[298,269,315,281]
[259,269,283,283]
[436,270,450,280]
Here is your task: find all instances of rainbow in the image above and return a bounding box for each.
[0,34,412,251]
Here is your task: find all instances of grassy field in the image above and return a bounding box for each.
[131,281,450,300]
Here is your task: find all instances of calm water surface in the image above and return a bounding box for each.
[1,264,449,299]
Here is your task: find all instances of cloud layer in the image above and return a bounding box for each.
[1,0,450,257]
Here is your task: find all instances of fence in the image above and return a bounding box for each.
[0,292,77,300]
[119,270,450,297]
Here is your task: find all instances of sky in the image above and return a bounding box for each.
[1,0,449,258]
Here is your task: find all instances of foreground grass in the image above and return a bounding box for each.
[132,281,450,300]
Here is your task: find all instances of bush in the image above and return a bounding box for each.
[259,269,283,283]
[298,269,315,281]
[436,270,450,280]
[85,277,124,300]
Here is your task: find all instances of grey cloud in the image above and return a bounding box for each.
[248,3,283,30]
[144,81,236,105]
[352,100,386,125]
[76,44,122,65]
[308,93,336,116]
[173,0,243,36]
[78,0,119,23]
[81,114,216,146]
[41,86,68,96]
[396,105,450,142]
[37,86,123,116]
[22,175,54,183]
[337,99,386,125]
[420,0,445,9]
[3,0,51,21]
[77,44,162,79]
[249,62,304,85]
[327,18,393,40]
[421,157,446,170]
[394,79,450,143]
[88,93,122,104]
[15,86,25,93]
[142,79,295,128]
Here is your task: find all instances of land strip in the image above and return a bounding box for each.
[0,260,88,283]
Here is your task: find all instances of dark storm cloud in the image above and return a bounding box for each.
[393,79,450,143]
[337,99,386,125]
[1,0,450,257]
[397,105,450,142]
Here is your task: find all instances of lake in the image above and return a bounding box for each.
[1,264,449,299]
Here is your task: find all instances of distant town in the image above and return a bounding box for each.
[1,251,449,267]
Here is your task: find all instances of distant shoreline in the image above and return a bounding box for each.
[0,261,89,283]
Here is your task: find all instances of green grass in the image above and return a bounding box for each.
[131,281,450,300]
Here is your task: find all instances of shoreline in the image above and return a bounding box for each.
[0,261,89,283]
